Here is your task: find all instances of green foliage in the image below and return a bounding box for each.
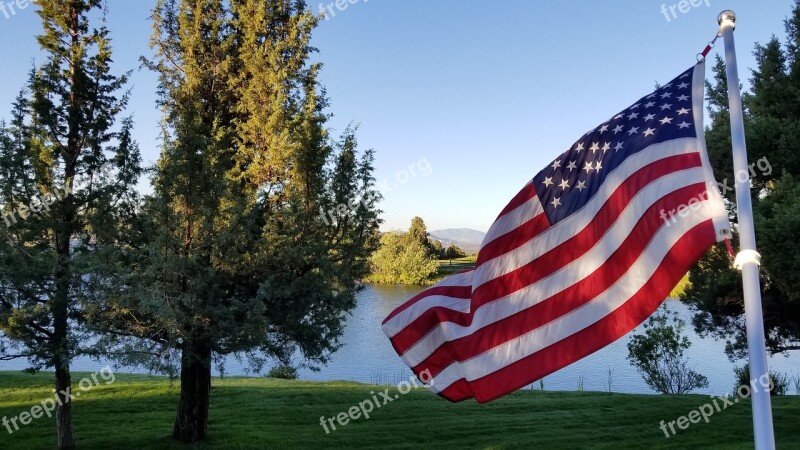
[267,365,298,380]
[733,363,789,396]
[682,0,800,360]
[444,243,466,260]
[369,232,438,285]
[626,306,709,394]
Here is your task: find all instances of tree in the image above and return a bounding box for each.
[432,239,444,259]
[0,1,142,448]
[369,232,438,285]
[682,2,800,360]
[627,306,709,394]
[407,215,435,257]
[93,0,380,443]
[444,243,466,260]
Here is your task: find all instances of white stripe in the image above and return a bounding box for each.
[472,137,704,291]
[479,186,543,250]
[382,271,472,338]
[398,167,710,367]
[428,203,722,393]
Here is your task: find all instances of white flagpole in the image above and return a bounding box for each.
[717,10,776,450]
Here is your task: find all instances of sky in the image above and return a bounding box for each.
[0,0,795,233]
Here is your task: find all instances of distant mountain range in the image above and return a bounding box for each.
[429,228,486,255]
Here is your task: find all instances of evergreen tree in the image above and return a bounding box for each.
[0,1,142,448]
[682,1,800,359]
[95,0,381,443]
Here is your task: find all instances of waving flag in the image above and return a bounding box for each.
[381,61,730,403]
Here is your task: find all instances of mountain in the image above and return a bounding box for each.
[429,228,486,255]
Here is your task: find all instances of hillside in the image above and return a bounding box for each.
[429,229,486,255]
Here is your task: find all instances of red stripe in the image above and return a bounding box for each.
[413,183,709,378]
[496,181,536,218]
[476,213,549,266]
[381,284,472,325]
[436,220,717,403]
[388,153,701,352]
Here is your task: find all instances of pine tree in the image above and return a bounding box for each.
[0,1,142,448]
[95,0,381,442]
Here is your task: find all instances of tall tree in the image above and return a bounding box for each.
[0,1,142,448]
[682,1,800,359]
[94,0,381,443]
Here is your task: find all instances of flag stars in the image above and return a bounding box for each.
[644,113,656,121]
[602,142,611,153]
[643,127,656,137]
[614,142,624,152]
[647,93,657,99]
[678,121,692,129]
[583,161,594,173]
[644,101,656,108]
[551,160,562,170]
[598,124,609,134]
[678,82,690,89]
[659,116,673,125]
[575,180,587,192]
[551,197,562,208]
[660,103,673,111]
[594,161,603,172]
[661,92,672,99]
[627,112,639,120]
[627,126,640,136]
[612,124,624,134]
[677,107,691,115]
[575,143,585,152]
[566,160,577,171]
[558,179,570,190]
[677,94,689,102]
[614,114,624,120]
[543,177,554,188]
[590,142,600,153]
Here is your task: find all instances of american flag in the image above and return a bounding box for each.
[381,61,730,403]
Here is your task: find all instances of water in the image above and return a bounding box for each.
[2,284,797,395]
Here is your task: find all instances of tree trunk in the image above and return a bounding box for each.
[172,338,212,443]
[54,362,75,449]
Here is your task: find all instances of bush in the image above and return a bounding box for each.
[733,363,788,396]
[267,365,298,380]
[627,305,709,394]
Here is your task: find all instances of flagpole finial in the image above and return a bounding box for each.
[718,10,736,28]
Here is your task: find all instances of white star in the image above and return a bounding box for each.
[599,124,609,133]
[644,113,656,121]
[575,142,585,152]
[643,127,656,137]
[551,160,562,170]
[558,179,570,190]
[543,177,554,187]
[576,180,587,191]
[660,103,673,111]
[612,124,624,134]
[663,82,673,88]
[659,116,673,125]
[678,82,689,89]
[678,121,692,129]
[627,126,640,136]
[661,92,672,99]
[680,73,690,79]
[630,103,641,109]
[613,114,624,120]
[627,112,640,120]
[677,108,691,115]
[602,142,611,153]
[647,93,657,99]
[551,197,562,208]
[677,95,690,102]
[614,142,624,152]
[590,142,600,153]
[583,162,594,173]
[644,101,656,108]
[594,161,603,172]
[567,160,577,171]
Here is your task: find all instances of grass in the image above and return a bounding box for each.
[1,372,800,449]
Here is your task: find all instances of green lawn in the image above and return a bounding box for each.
[1,372,799,449]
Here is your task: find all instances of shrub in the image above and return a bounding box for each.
[733,363,788,396]
[267,365,298,380]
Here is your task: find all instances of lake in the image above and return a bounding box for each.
[2,283,797,395]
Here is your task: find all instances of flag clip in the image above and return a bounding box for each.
[733,249,761,270]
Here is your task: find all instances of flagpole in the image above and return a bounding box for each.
[717,10,776,450]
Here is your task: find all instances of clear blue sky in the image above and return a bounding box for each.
[0,0,794,232]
